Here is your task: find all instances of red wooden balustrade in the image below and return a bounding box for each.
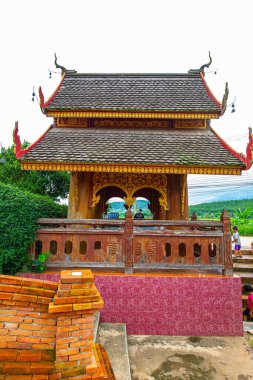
[32,210,232,275]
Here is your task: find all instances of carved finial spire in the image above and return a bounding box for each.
[54,53,77,76]
[221,82,229,115]
[188,51,212,76]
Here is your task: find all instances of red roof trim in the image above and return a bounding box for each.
[200,73,222,112]
[43,74,65,109]
[13,122,53,159]
[245,127,253,170]
[211,127,247,167]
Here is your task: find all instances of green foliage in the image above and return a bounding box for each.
[0,144,70,201]
[33,252,51,273]
[189,199,253,236]
[0,182,67,275]
[189,199,253,219]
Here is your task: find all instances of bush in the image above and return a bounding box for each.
[0,182,67,274]
[232,223,253,236]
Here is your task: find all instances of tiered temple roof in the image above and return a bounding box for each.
[14,69,252,174]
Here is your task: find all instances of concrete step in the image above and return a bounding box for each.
[234,272,253,284]
[232,262,253,272]
[97,323,132,380]
[243,321,253,334]
[233,255,253,264]
[232,249,252,256]
[93,311,100,342]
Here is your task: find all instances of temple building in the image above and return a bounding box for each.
[13,55,253,274]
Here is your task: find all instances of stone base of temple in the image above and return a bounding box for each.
[21,272,243,337]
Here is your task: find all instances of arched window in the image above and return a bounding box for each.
[50,240,57,255]
[80,241,87,255]
[65,241,72,255]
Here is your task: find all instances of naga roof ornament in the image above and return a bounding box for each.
[54,53,77,75]
[188,51,212,77]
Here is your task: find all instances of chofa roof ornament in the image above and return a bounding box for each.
[54,53,77,75]
[188,51,212,77]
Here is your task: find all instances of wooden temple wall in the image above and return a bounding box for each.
[32,211,233,275]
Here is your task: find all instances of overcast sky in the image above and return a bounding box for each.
[0,0,252,203]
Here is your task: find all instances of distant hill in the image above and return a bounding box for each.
[189,199,253,219]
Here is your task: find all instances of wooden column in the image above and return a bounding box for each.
[68,172,95,219]
[221,209,233,276]
[124,209,133,273]
[166,174,189,220]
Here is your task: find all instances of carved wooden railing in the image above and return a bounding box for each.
[32,210,232,275]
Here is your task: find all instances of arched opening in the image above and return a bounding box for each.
[132,188,161,219]
[50,240,57,255]
[165,243,171,258]
[35,240,42,259]
[95,185,164,219]
[179,243,186,257]
[194,243,201,264]
[65,241,72,255]
[209,243,217,264]
[80,241,87,255]
[106,197,126,219]
[96,186,127,218]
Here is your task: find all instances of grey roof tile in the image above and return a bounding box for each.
[21,127,244,168]
[45,73,221,113]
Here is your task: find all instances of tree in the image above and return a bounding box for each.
[0,182,67,274]
[0,143,70,201]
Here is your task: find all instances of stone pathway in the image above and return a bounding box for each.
[128,335,253,380]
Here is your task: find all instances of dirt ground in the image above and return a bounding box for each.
[128,335,253,380]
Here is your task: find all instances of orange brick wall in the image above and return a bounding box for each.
[0,270,111,380]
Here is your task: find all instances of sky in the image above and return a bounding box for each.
[0,0,253,204]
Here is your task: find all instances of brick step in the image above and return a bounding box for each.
[0,349,54,363]
[97,323,131,380]
[0,361,55,376]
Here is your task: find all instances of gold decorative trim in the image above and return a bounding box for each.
[46,111,219,120]
[175,120,206,129]
[92,172,169,210]
[21,162,242,175]
[180,174,187,216]
[57,117,89,127]
[93,119,170,128]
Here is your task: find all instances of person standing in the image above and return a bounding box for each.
[243,284,253,321]
[134,209,145,219]
[232,225,242,258]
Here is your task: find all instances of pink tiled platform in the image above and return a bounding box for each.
[22,273,243,336]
